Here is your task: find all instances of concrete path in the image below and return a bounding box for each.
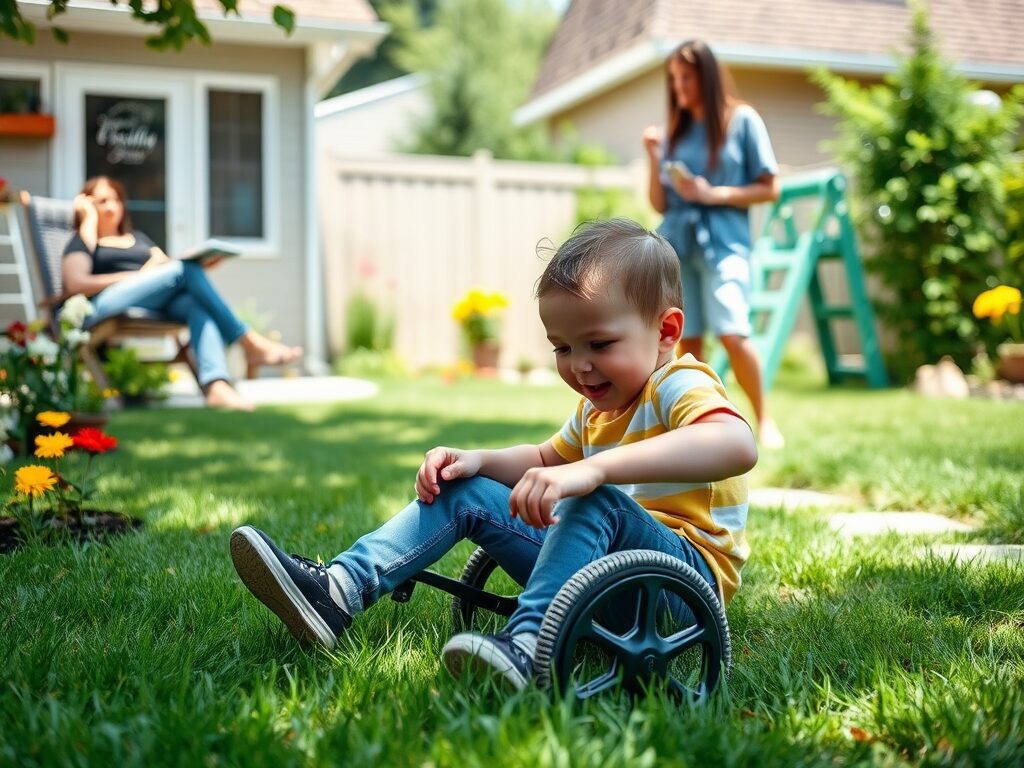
[163,374,378,408]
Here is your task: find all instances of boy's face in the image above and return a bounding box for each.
[540,284,683,417]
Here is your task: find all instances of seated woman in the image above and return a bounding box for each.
[62,175,302,411]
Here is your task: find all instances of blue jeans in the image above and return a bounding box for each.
[329,476,718,636]
[87,261,247,386]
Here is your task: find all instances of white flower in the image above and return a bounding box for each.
[42,370,55,385]
[0,444,13,465]
[64,328,91,348]
[61,294,95,329]
[0,337,10,354]
[26,335,60,364]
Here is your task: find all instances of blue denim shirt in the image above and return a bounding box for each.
[657,105,778,265]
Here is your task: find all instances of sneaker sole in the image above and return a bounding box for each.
[230,526,338,649]
[442,635,529,691]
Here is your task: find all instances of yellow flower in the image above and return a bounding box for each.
[14,465,57,497]
[36,411,71,428]
[973,285,1022,321]
[34,431,74,459]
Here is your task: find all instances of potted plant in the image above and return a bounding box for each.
[0,295,108,454]
[102,347,170,407]
[973,285,1023,383]
[452,288,509,372]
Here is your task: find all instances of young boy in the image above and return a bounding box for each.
[230,218,757,690]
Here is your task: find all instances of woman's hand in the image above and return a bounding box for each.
[642,125,663,158]
[73,194,97,222]
[415,446,483,503]
[509,462,605,529]
[672,174,719,205]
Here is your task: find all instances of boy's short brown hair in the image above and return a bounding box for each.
[535,218,682,323]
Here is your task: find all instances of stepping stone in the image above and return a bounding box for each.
[750,487,857,510]
[925,544,1024,564]
[829,511,975,537]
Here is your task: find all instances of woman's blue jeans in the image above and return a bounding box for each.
[86,261,247,386]
[329,476,718,636]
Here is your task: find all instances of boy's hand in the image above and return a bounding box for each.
[510,462,605,529]
[415,447,482,503]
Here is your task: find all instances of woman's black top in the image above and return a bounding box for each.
[62,231,155,274]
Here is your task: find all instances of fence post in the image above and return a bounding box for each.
[473,149,496,285]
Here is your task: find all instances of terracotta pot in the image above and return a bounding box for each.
[997,343,1024,384]
[470,341,500,372]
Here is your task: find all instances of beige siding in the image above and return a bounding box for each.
[555,66,845,169]
[0,35,309,352]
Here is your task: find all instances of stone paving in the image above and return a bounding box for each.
[752,487,1021,565]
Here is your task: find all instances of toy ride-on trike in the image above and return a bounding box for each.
[391,547,732,699]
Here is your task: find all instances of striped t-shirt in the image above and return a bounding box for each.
[548,356,751,603]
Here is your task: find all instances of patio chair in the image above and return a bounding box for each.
[18,191,199,392]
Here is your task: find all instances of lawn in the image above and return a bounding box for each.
[1,374,1022,767]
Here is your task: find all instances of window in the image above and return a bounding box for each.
[207,89,264,239]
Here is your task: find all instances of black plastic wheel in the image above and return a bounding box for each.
[450,547,501,631]
[534,550,731,701]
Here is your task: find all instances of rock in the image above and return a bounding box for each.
[914,357,969,398]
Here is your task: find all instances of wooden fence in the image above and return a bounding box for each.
[320,150,856,371]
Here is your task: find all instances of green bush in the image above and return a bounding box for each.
[345,290,394,353]
[814,3,1024,381]
[102,347,169,402]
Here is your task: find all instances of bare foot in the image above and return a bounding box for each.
[205,379,255,411]
[241,331,303,369]
[759,417,785,451]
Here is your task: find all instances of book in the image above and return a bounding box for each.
[663,160,695,184]
[176,238,242,265]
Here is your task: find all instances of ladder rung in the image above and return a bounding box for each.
[830,364,868,378]
[816,305,854,318]
[756,249,800,271]
[0,294,32,303]
[750,292,784,313]
[0,264,23,274]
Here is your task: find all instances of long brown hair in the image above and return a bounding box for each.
[665,40,740,173]
[73,175,133,234]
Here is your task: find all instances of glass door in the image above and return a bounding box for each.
[55,66,193,257]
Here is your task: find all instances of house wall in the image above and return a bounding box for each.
[554,66,842,169]
[0,35,309,354]
[316,83,430,157]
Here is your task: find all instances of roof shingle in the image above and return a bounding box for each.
[531,0,1024,99]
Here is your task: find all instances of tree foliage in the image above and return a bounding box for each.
[814,3,1023,379]
[0,0,295,50]
[385,0,559,160]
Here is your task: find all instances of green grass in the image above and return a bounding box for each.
[1,375,1022,767]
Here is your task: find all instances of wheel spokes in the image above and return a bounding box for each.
[664,622,707,660]
[574,666,622,699]
[582,620,627,656]
[633,580,662,640]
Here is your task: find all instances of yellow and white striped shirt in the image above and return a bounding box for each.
[549,356,751,603]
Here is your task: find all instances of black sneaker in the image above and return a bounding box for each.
[442,632,533,691]
[230,525,351,649]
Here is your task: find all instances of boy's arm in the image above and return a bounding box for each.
[415,441,567,504]
[510,413,756,529]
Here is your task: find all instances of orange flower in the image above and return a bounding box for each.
[36,411,71,428]
[35,431,74,459]
[14,465,57,497]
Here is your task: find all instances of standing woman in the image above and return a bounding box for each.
[63,176,303,411]
[642,40,784,449]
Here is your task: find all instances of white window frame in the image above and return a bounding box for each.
[194,73,280,259]
[0,59,51,114]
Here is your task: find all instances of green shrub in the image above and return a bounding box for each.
[102,347,169,402]
[345,290,394,353]
[814,3,1024,381]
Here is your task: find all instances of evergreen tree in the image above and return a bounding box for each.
[815,3,1023,379]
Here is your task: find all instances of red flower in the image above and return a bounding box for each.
[6,321,28,346]
[72,427,118,453]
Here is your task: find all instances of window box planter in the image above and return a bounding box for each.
[0,113,55,138]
